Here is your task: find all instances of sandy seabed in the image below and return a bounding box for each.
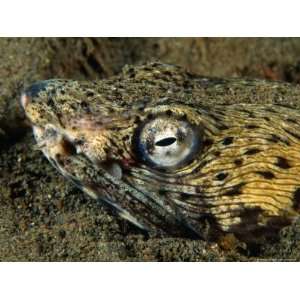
[1,38,300,261]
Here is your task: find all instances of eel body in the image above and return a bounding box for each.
[21,62,300,241]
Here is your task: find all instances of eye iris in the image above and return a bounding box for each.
[155,137,177,147]
[134,116,202,169]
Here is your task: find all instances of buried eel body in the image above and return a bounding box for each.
[21,62,300,242]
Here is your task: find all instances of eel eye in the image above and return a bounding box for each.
[134,116,202,169]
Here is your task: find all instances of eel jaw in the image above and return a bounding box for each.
[29,123,148,232]
[32,123,124,180]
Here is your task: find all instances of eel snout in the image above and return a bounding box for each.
[21,80,53,109]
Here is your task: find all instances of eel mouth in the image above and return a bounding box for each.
[28,122,149,232]
[30,122,124,181]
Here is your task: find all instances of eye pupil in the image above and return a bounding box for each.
[155,137,177,147]
[134,116,202,169]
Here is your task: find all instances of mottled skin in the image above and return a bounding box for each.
[21,62,300,242]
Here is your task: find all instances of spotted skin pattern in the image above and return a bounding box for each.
[21,62,300,241]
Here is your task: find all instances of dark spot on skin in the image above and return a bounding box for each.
[286,118,297,124]
[223,182,245,196]
[134,116,141,124]
[166,109,172,116]
[256,171,275,179]
[103,147,109,154]
[222,136,234,145]
[163,70,173,76]
[147,113,154,120]
[183,80,190,89]
[203,138,213,147]
[180,193,192,200]
[86,91,94,97]
[214,151,221,157]
[195,186,202,193]
[127,67,135,75]
[216,172,228,181]
[74,138,84,146]
[59,229,66,239]
[80,101,91,112]
[47,98,55,107]
[70,103,78,110]
[107,107,115,113]
[245,124,259,129]
[158,189,167,196]
[292,188,300,211]
[244,148,261,155]
[122,168,131,175]
[275,156,291,169]
[264,116,270,121]
[247,112,255,118]
[234,158,243,166]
